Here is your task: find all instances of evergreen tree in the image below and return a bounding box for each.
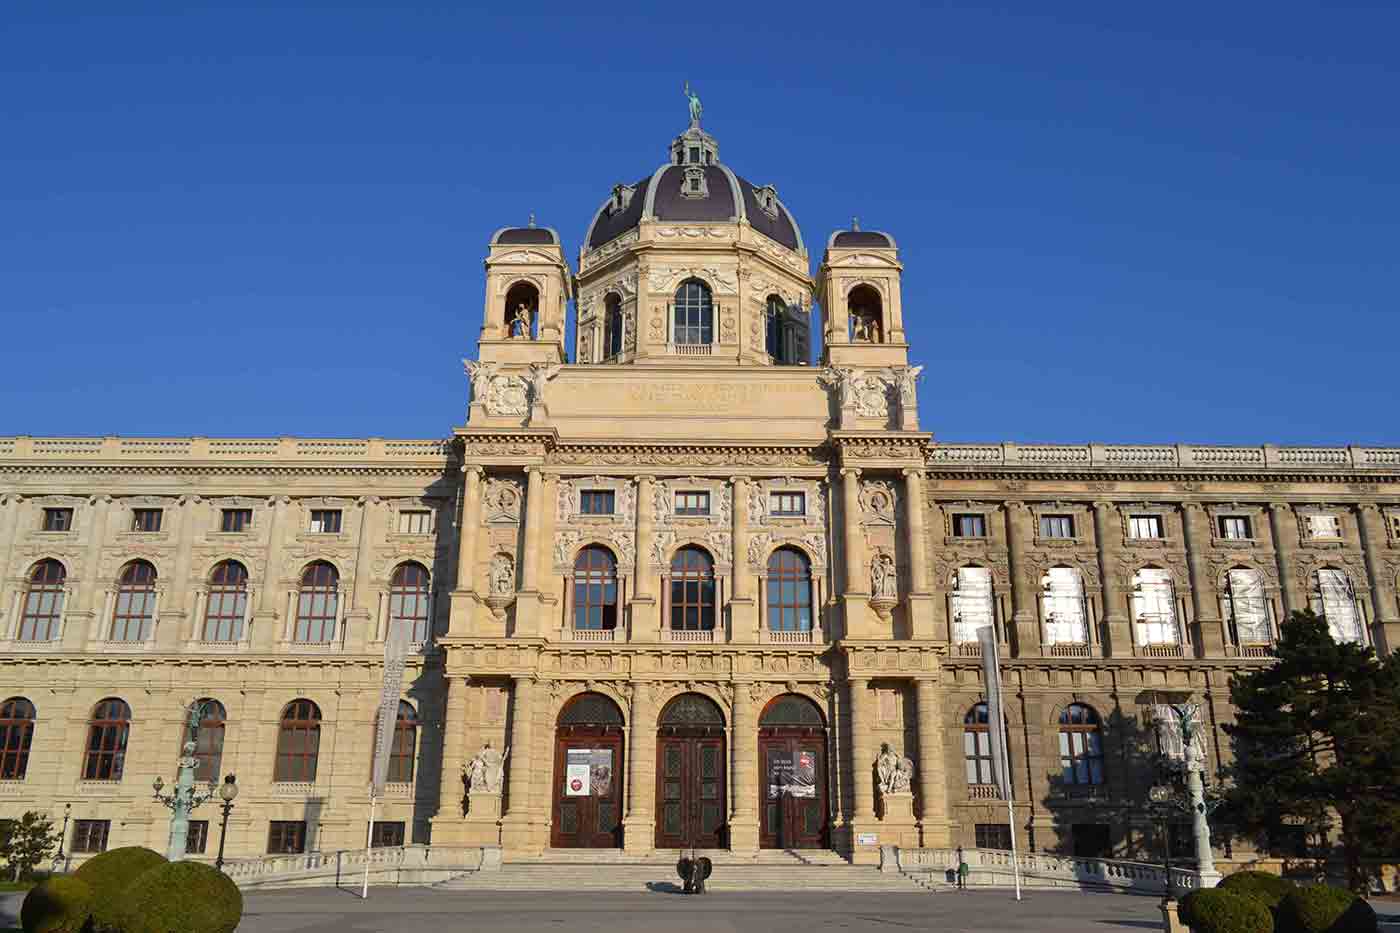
[1222,610,1400,891]
[0,810,63,881]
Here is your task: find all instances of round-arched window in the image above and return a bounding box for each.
[111,560,157,643]
[390,562,431,642]
[0,697,36,780]
[1057,703,1104,786]
[669,546,715,631]
[83,698,131,781]
[573,546,619,631]
[18,560,65,642]
[604,295,624,360]
[765,547,812,633]
[275,699,322,783]
[186,699,227,783]
[203,560,248,643]
[673,279,713,346]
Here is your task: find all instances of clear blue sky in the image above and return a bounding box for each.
[3,2,1396,445]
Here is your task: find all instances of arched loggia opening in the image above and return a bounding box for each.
[758,693,828,850]
[551,692,625,848]
[504,281,539,339]
[655,692,726,849]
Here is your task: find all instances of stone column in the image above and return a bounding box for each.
[448,466,483,637]
[847,677,876,861]
[251,496,288,650]
[512,468,545,637]
[346,496,379,651]
[1268,503,1305,615]
[1092,501,1132,657]
[0,496,21,633]
[840,469,871,638]
[902,470,936,640]
[1181,503,1226,656]
[1357,504,1400,653]
[631,475,658,641]
[430,676,470,842]
[729,682,760,851]
[623,682,658,854]
[75,495,112,648]
[730,477,757,643]
[914,678,949,846]
[1004,501,1040,657]
[167,496,197,648]
[501,675,536,849]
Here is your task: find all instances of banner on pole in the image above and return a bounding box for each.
[977,625,1013,801]
[370,619,413,797]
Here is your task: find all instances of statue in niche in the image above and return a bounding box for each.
[871,552,897,599]
[877,742,915,795]
[511,303,534,339]
[465,741,509,794]
[490,554,515,595]
[851,310,881,343]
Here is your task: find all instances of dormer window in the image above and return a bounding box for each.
[754,185,780,219]
[607,184,635,216]
[681,166,709,199]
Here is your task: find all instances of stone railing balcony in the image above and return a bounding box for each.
[94,637,156,653]
[1139,643,1184,659]
[1045,643,1091,658]
[925,441,1400,472]
[0,779,28,795]
[762,629,814,645]
[894,846,1202,894]
[670,343,713,357]
[967,784,1001,800]
[270,782,321,797]
[0,435,453,465]
[1237,643,1277,658]
[666,628,716,644]
[567,628,618,643]
[953,641,983,658]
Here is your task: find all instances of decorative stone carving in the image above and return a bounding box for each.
[871,552,897,599]
[464,360,529,417]
[747,486,765,524]
[652,531,675,566]
[610,531,635,567]
[465,742,508,794]
[527,362,562,407]
[876,742,914,795]
[896,365,922,410]
[747,532,772,569]
[706,531,732,565]
[489,554,515,595]
[483,479,524,524]
[852,373,893,418]
[554,531,580,568]
[859,481,898,525]
[647,265,738,295]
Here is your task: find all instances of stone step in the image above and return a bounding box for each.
[437,862,923,893]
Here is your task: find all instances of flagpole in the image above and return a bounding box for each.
[362,790,376,899]
[978,625,1022,901]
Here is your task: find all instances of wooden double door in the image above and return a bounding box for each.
[550,726,624,848]
[759,730,828,849]
[655,731,726,849]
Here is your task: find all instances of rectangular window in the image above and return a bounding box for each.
[221,509,253,533]
[770,492,805,517]
[370,821,405,848]
[309,509,342,534]
[674,492,710,517]
[580,490,616,516]
[975,823,1012,851]
[130,509,163,533]
[397,510,432,534]
[1219,516,1252,540]
[1129,515,1163,539]
[1390,514,1400,541]
[267,821,307,855]
[42,508,74,532]
[688,146,700,162]
[72,820,110,854]
[952,514,987,538]
[186,820,209,855]
[1306,514,1341,539]
[1039,515,1074,538]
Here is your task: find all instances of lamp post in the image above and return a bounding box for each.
[152,700,219,861]
[1149,784,1175,902]
[52,803,72,872]
[214,774,238,871]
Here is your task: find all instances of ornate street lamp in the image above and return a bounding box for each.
[1156,703,1223,889]
[1148,784,1176,902]
[152,700,220,861]
[214,774,238,871]
[52,803,72,872]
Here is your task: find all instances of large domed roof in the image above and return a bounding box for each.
[583,123,803,254]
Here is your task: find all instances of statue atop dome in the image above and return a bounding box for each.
[683,81,702,127]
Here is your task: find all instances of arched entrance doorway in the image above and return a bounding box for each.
[550,692,624,848]
[759,693,828,849]
[655,692,726,849]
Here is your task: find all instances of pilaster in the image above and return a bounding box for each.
[1268,503,1305,615]
[1004,501,1040,657]
[730,476,758,643]
[512,468,545,637]
[1093,501,1132,657]
[847,677,877,863]
[345,496,379,651]
[501,675,537,850]
[251,496,287,651]
[1181,502,1226,656]
[1357,504,1400,653]
[74,495,112,648]
[630,475,658,641]
[729,682,760,852]
[914,678,950,846]
[448,465,483,636]
[429,676,470,843]
[623,681,658,853]
[902,469,936,639]
[841,469,872,638]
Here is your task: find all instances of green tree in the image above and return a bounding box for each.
[0,810,63,881]
[1222,610,1400,892]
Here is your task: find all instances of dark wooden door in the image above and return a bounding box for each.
[550,728,623,848]
[759,733,827,849]
[655,735,726,849]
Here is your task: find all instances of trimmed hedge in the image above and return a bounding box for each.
[72,846,168,931]
[19,876,94,933]
[1277,884,1377,933]
[1178,888,1274,933]
[1221,871,1298,912]
[112,859,243,933]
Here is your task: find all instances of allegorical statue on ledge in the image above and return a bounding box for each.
[465,741,509,795]
[876,742,914,795]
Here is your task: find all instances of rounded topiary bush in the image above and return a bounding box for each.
[72,845,167,931]
[1177,888,1274,933]
[20,875,94,933]
[1277,884,1377,933]
[112,859,243,933]
[1221,871,1298,912]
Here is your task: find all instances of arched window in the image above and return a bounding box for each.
[18,560,65,642]
[1131,568,1180,646]
[670,546,716,631]
[111,560,157,642]
[1041,567,1087,645]
[1224,567,1271,645]
[390,562,432,643]
[574,546,619,631]
[504,281,539,338]
[1310,568,1364,644]
[1058,704,1104,786]
[963,703,995,786]
[294,562,339,644]
[848,284,883,343]
[185,699,226,783]
[0,697,36,780]
[603,294,624,360]
[765,295,787,363]
[83,698,131,780]
[274,699,322,783]
[673,279,713,346]
[950,566,994,645]
[387,700,418,784]
[765,547,812,632]
[202,560,248,643]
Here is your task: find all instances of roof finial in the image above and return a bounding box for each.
[683,80,702,127]
[528,212,536,229]
[852,216,860,232]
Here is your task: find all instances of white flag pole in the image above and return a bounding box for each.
[362,790,376,899]
[978,626,1022,901]
[363,618,413,900]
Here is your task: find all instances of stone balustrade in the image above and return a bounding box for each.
[892,846,1202,893]
[219,843,497,889]
[926,442,1400,471]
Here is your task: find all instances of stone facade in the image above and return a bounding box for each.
[2,117,1399,867]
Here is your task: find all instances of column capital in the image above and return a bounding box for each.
[510,673,538,687]
[1181,501,1207,514]
[1267,501,1293,514]
[1356,502,1383,516]
[847,676,871,688]
[461,464,484,477]
[840,467,862,479]
[1005,499,1030,513]
[1091,499,1117,512]
[731,475,752,486]
[86,494,113,506]
[634,474,655,486]
[901,467,925,479]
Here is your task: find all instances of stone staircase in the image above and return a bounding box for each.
[438,848,926,893]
